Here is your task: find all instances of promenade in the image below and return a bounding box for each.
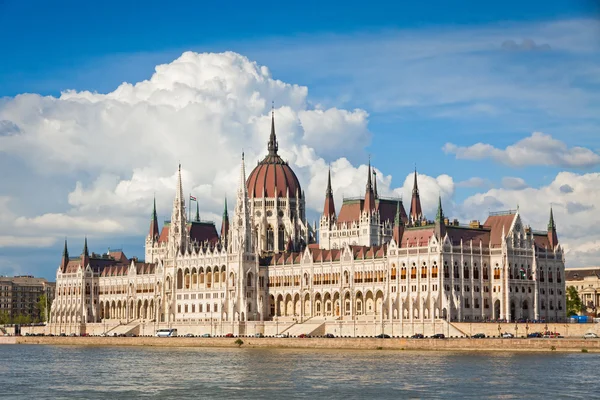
[4,335,600,352]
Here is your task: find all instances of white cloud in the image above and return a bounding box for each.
[459,172,600,267]
[443,132,600,168]
[0,236,56,248]
[456,177,491,188]
[501,177,528,190]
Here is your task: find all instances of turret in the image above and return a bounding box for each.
[149,196,159,243]
[434,195,445,239]
[392,201,404,244]
[409,168,422,223]
[363,160,376,213]
[323,168,336,219]
[548,207,558,250]
[234,152,252,253]
[373,169,379,199]
[221,197,230,246]
[82,237,89,268]
[61,239,69,272]
[170,164,188,255]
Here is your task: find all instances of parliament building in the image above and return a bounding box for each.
[49,112,566,337]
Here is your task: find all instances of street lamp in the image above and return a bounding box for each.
[525,323,529,337]
[498,323,502,337]
[515,323,518,338]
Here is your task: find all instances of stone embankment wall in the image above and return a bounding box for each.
[10,336,600,352]
[452,322,599,338]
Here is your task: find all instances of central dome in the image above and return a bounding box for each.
[246,112,302,199]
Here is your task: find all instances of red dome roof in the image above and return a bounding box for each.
[246,111,302,199]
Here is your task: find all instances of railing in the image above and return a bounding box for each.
[489,210,517,216]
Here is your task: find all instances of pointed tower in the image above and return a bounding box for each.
[195,201,200,222]
[233,153,252,253]
[61,239,69,272]
[392,201,405,244]
[547,207,558,250]
[363,160,376,213]
[82,237,89,268]
[221,197,230,246]
[409,168,422,224]
[434,195,445,239]
[373,169,379,199]
[323,168,336,219]
[170,164,188,255]
[267,105,278,156]
[149,196,159,243]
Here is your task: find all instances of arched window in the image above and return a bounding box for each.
[278,225,285,251]
[176,269,183,289]
[247,272,253,287]
[267,225,274,252]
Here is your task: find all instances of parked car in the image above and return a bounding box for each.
[225,333,234,338]
[324,333,335,338]
[376,333,391,338]
[254,333,264,338]
[297,333,307,338]
[184,333,195,337]
[472,333,486,339]
[432,333,445,339]
[411,333,424,339]
[583,332,599,339]
[527,332,543,338]
[201,333,211,338]
[502,332,514,338]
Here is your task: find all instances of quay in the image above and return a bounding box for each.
[3,335,600,352]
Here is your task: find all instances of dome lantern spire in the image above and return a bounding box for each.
[268,102,278,156]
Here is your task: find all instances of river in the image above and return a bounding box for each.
[0,345,598,399]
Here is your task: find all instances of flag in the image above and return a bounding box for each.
[190,195,197,201]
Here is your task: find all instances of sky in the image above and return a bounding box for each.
[0,0,599,280]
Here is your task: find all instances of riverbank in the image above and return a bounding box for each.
[4,335,600,352]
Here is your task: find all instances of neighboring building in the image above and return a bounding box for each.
[565,267,600,316]
[49,112,567,335]
[0,276,56,321]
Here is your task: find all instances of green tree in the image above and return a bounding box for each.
[0,310,11,325]
[566,286,584,316]
[36,294,50,323]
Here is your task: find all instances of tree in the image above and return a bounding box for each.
[0,311,11,325]
[566,286,584,316]
[36,294,50,323]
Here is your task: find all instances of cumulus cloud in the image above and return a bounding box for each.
[501,39,551,51]
[501,177,528,190]
[456,177,491,188]
[0,51,372,248]
[443,132,600,168]
[459,172,600,267]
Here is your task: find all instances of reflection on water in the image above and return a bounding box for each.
[1,345,599,399]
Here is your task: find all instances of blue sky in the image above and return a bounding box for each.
[0,0,599,279]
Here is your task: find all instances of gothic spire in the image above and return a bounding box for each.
[83,236,89,257]
[149,195,159,241]
[195,201,200,222]
[394,201,401,226]
[62,238,69,259]
[176,164,184,206]
[435,195,444,222]
[364,159,376,213]
[548,206,556,230]
[409,168,422,223]
[267,103,278,156]
[323,167,336,218]
[221,197,229,245]
[547,206,558,249]
[373,169,378,199]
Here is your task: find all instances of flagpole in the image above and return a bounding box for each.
[188,193,191,222]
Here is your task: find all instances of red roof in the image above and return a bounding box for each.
[483,213,516,247]
[246,155,301,198]
[157,222,219,245]
[399,227,435,247]
[445,226,490,246]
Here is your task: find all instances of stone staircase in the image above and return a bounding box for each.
[104,320,141,336]
[280,317,327,337]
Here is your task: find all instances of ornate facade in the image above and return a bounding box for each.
[49,112,567,336]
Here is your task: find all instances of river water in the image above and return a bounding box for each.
[0,345,598,399]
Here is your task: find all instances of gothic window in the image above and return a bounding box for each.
[463,264,469,279]
[267,225,274,252]
[278,225,285,251]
